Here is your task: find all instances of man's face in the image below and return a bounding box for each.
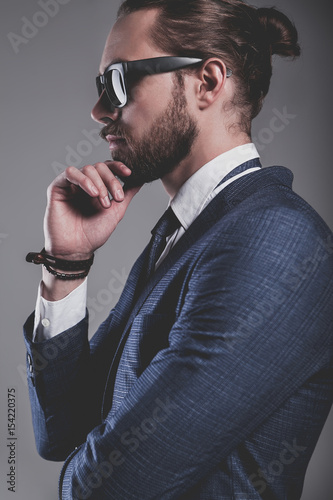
[92,9,199,187]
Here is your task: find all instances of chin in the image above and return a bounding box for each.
[113,161,160,188]
[122,172,159,189]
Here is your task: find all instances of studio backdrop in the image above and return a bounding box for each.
[0,1,332,499]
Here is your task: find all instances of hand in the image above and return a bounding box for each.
[44,161,141,260]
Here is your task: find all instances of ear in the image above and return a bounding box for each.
[196,58,230,109]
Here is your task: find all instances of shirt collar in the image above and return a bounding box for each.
[170,143,260,230]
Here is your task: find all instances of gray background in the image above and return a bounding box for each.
[0,0,332,498]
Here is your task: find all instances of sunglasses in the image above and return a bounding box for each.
[96,56,232,108]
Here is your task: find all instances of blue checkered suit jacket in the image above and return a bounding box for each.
[24,161,333,499]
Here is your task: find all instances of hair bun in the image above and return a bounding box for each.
[257,7,301,58]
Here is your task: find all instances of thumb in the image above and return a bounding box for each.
[111,184,142,222]
[124,184,142,201]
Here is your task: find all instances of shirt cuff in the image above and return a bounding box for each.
[33,279,88,342]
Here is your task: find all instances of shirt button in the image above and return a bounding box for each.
[42,318,50,327]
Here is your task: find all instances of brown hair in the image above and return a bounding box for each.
[118,0,301,134]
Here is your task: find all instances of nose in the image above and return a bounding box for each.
[91,90,121,124]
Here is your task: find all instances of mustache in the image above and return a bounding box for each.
[99,123,128,142]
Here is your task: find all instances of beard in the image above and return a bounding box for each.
[100,79,199,187]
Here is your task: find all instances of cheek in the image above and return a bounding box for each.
[124,75,174,130]
[121,103,153,139]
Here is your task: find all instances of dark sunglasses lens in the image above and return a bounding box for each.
[105,69,126,107]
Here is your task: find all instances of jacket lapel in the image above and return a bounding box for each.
[118,161,294,333]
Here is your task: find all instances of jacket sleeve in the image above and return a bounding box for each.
[58,206,333,499]
[23,309,121,461]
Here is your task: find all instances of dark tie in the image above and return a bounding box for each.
[145,206,180,280]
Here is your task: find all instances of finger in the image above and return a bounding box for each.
[81,164,112,208]
[63,166,111,209]
[94,162,127,203]
[64,166,103,199]
[104,160,132,177]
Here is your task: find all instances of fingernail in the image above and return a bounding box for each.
[103,196,111,207]
[116,189,124,201]
[91,186,99,196]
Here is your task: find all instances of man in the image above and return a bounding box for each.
[24,1,333,499]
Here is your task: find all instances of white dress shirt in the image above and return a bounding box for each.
[33,143,260,342]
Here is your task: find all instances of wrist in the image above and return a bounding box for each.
[41,268,86,301]
[44,247,93,261]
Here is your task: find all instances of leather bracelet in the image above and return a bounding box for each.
[26,248,94,272]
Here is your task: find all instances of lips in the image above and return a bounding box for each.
[106,134,126,151]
